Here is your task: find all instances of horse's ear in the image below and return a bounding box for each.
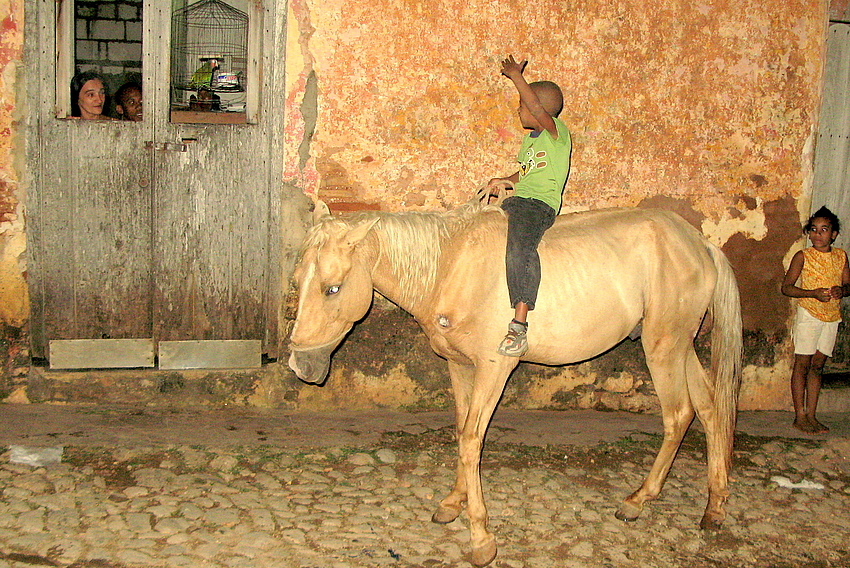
[312,200,331,224]
[345,218,379,247]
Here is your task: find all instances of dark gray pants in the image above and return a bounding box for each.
[501,196,556,310]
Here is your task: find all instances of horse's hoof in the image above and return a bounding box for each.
[469,536,497,567]
[432,504,462,524]
[615,501,642,522]
[699,513,724,530]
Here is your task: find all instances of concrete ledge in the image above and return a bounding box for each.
[818,386,850,413]
[22,364,302,409]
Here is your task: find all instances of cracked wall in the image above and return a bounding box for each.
[285,1,825,216]
[283,0,835,410]
[0,0,842,411]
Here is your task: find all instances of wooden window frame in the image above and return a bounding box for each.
[169,0,262,125]
[54,0,74,118]
[54,0,262,124]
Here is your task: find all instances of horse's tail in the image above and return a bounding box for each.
[706,243,743,464]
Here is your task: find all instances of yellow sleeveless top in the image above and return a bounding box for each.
[798,247,846,322]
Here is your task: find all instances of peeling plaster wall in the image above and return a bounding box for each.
[285,0,826,215]
[832,0,850,20]
[0,0,27,398]
[0,0,841,412]
[283,0,833,410]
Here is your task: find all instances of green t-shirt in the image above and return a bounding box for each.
[514,117,572,213]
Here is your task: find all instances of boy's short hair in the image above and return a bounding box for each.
[805,206,841,234]
[530,81,563,117]
[115,81,142,106]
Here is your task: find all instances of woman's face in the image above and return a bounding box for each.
[78,78,106,119]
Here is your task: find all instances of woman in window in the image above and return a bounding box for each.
[70,71,113,120]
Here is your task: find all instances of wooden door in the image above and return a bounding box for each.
[25,0,155,358]
[25,0,286,363]
[812,21,850,372]
[145,3,279,348]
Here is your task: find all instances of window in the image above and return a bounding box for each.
[54,0,261,124]
[55,0,143,121]
[170,0,247,124]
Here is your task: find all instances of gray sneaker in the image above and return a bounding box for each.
[498,321,528,357]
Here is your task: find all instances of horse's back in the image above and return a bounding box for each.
[458,206,712,276]
[428,206,717,365]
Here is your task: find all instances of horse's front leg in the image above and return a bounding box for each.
[457,358,516,567]
[433,361,475,524]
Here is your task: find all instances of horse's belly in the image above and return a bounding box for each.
[528,284,642,365]
[527,321,635,365]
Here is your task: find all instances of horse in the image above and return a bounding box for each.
[288,197,742,567]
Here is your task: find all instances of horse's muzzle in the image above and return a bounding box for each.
[288,343,337,384]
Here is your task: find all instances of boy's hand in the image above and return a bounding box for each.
[483,178,514,204]
[487,177,514,194]
[500,55,528,79]
[829,285,844,299]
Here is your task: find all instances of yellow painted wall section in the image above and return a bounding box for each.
[0,0,27,328]
[284,0,827,224]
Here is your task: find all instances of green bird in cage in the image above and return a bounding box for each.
[190,58,219,89]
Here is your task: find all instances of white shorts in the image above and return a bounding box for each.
[793,306,840,356]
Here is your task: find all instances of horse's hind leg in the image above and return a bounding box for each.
[616,341,695,522]
[684,348,732,529]
[433,361,475,524]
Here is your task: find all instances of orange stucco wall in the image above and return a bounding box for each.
[282,0,832,409]
[0,0,25,322]
[0,0,842,410]
[285,0,826,217]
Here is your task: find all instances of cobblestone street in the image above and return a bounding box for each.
[0,406,848,568]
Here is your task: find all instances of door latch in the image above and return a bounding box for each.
[145,141,188,152]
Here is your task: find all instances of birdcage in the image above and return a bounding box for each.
[170,0,249,112]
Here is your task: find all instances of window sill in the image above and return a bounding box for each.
[170,110,247,125]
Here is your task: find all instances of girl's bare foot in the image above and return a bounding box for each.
[792,416,816,433]
[809,416,830,434]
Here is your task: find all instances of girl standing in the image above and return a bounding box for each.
[781,206,850,433]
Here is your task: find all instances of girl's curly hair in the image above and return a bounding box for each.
[804,206,840,234]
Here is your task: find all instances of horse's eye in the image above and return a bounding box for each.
[325,285,340,296]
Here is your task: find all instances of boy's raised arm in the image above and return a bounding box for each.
[500,56,558,138]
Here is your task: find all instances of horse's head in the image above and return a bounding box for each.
[288,201,379,384]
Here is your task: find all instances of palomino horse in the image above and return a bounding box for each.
[288,198,742,566]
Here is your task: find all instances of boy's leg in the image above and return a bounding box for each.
[499,199,532,356]
[806,350,829,433]
[791,354,814,433]
[503,198,539,311]
[500,301,530,357]
[514,301,529,323]
[502,198,555,310]
[499,198,554,356]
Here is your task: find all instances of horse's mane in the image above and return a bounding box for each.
[305,198,502,306]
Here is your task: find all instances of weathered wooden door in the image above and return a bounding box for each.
[25,0,286,364]
[812,21,850,372]
[145,2,282,350]
[812,22,850,248]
